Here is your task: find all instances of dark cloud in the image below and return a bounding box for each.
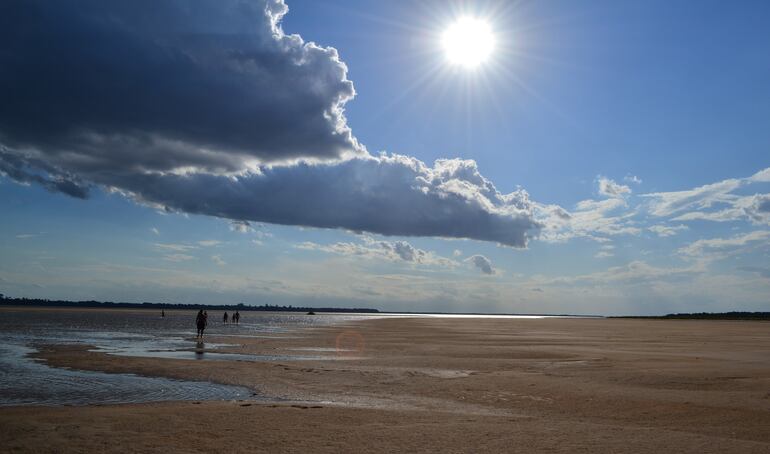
[0,0,542,247]
[0,149,89,198]
[102,155,541,247]
[0,0,360,173]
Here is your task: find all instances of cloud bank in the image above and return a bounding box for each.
[0,0,541,248]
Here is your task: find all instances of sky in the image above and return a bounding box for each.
[1,0,769,315]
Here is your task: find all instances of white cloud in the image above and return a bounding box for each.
[211,255,226,266]
[746,194,770,224]
[750,167,770,183]
[230,221,254,234]
[197,240,222,247]
[465,254,496,275]
[150,227,160,236]
[597,176,631,198]
[538,196,640,243]
[647,224,689,237]
[677,230,770,259]
[296,237,458,269]
[643,178,743,218]
[669,193,769,225]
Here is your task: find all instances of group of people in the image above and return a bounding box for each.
[222,310,240,324]
[195,309,240,338]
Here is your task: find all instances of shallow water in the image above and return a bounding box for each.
[0,309,384,406]
[0,342,254,407]
[0,309,563,406]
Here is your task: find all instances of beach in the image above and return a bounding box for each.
[2,312,770,453]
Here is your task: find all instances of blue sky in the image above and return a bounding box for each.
[1,0,769,315]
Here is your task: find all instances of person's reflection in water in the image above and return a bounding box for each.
[195,340,205,359]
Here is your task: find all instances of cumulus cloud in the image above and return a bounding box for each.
[597,176,631,198]
[98,155,542,247]
[466,255,495,275]
[0,0,541,248]
[538,196,640,243]
[230,221,255,234]
[211,255,226,266]
[750,168,770,183]
[747,194,770,224]
[297,237,457,268]
[0,0,360,173]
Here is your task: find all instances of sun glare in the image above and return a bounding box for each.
[442,17,495,68]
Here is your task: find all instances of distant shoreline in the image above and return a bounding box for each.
[2,295,767,319]
[612,312,770,321]
[0,296,379,314]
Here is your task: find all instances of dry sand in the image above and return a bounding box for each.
[2,316,770,453]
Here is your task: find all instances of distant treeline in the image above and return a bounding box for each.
[619,312,770,320]
[0,295,379,313]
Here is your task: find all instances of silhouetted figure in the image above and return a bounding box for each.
[223,312,229,324]
[234,311,240,324]
[161,309,165,318]
[196,309,206,338]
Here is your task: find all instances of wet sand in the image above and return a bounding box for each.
[3,316,770,453]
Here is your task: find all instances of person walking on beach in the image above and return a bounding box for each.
[234,310,240,324]
[196,309,206,338]
[223,311,229,324]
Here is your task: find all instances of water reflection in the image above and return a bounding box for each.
[194,341,205,359]
[0,342,252,407]
[0,309,383,406]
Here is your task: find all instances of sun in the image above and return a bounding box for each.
[441,17,495,68]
